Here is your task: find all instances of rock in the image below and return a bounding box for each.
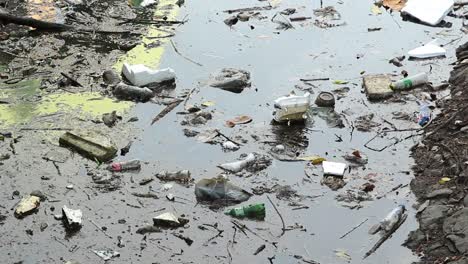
[15,195,41,218]
[464,195,468,207]
[29,190,46,201]
[102,111,121,127]
[363,74,393,100]
[426,188,453,199]
[405,229,426,248]
[443,208,468,253]
[448,258,468,264]
[102,69,120,85]
[419,205,449,230]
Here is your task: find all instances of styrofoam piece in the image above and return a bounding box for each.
[122,63,176,87]
[322,161,347,177]
[401,0,454,26]
[273,93,311,122]
[408,39,446,58]
[140,0,157,7]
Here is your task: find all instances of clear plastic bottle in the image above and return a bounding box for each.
[391,73,428,90]
[107,159,141,172]
[418,103,431,126]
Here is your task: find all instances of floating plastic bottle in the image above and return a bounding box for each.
[225,203,265,220]
[391,73,428,90]
[418,103,431,126]
[107,159,141,172]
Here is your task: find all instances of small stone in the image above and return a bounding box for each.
[464,195,468,207]
[66,184,74,190]
[426,188,453,199]
[40,222,48,231]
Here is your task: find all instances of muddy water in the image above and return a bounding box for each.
[1,0,467,263]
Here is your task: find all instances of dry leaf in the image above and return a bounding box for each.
[225,115,252,127]
[383,0,407,11]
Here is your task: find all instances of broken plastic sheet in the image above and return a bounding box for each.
[195,177,251,203]
[401,0,454,26]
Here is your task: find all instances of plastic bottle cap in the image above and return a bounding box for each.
[315,92,335,107]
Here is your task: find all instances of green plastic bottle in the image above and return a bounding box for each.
[225,203,265,220]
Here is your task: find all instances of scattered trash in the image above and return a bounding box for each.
[273,92,311,122]
[225,203,266,220]
[122,63,175,87]
[408,39,446,58]
[371,4,383,15]
[225,115,253,128]
[389,56,405,67]
[156,170,192,184]
[107,159,141,172]
[313,6,345,28]
[195,176,251,203]
[153,212,189,228]
[62,205,83,231]
[363,74,393,100]
[222,141,240,151]
[439,177,451,184]
[334,249,352,262]
[321,176,346,190]
[66,184,74,189]
[382,0,407,11]
[209,68,251,93]
[297,155,326,164]
[59,132,117,162]
[315,92,335,107]
[219,153,256,173]
[113,83,154,102]
[401,0,454,26]
[343,150,368,165]
[322,161,347,177]
[417,103,432,126]
[281,8,296,15]
[15,195,40,218]
[369,205,406,234]
[391,72,428,90]
[360,182,375,192]
[139,177,153,185]
[93,249,120,261]
[333,80,349,85]
[355,114,381,132]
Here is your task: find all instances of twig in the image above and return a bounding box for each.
[215,129,243,146]
[170,40,203,67]
[224,6,272,14]
[151,99,183,125]
[183,87,197,108]
[376,183,408,199]
[117,19,186,26]
[146,33,175,39]
[363,214,408,258]
[20,127,72,131]
[300,78,330,82]
[60,72,83,87]
[267,195,286,237]
[339,218,368,239]
[87,218,113,239]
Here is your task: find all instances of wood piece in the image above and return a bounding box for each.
[363,214,408,258]
[224,6,272,14]
[151,99,183,125]
[339,218,368,239]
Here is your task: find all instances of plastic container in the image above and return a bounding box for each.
[122,63,176,87]
[391,73,428,90]
[380,205,405,231]
[225,203,266,220]
[273,93,311,122]
[408,39,446,59]
[315,91,335,107]
[418,103,431,126]
[107,159,141,172]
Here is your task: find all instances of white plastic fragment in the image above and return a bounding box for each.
[93,249,120,261]
[139,0,157,7]
[322,161,347,177]
[219,153,256,172]
[153,212,180,226]
[222,141,240,151]
[62,205,83,230]
[273,93,311,122]
[401,0,454,26]
[122,63,176,87]
[408,39,446,58]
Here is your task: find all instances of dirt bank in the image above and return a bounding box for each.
[406,42,468,264]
